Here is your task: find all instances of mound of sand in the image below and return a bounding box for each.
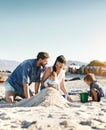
[14,88,71,107]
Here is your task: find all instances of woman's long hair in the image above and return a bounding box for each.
[53,55,66,72]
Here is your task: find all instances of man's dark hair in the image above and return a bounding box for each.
[37,52,50,60]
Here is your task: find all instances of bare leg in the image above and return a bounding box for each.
[91,89,100,102]
[5,91,16,103]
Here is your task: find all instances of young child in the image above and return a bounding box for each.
[44,71,59,90]
[44,71,72,100]
[84,73,104,102]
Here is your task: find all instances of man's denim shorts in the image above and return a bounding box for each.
[5,81,15,92]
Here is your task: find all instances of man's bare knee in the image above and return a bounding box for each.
[5,91,15,103]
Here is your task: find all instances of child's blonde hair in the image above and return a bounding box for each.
[50,71,57,77]
[84,73,96,82]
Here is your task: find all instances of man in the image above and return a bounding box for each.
[5,52,50,103]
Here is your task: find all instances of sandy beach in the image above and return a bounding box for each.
[0,74,106,130]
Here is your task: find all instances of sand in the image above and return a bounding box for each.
[0,74,106,130]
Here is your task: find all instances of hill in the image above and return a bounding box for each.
[0,59,88,72]
[66,60,87,67]
[0,59,20,72]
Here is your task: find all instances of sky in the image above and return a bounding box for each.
[0,0,106,65]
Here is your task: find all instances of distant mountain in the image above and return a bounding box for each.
[0,59,20,71]
[0,59,87,72]
[66,60,87,67]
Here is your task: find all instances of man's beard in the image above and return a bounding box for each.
[41,63,46,68]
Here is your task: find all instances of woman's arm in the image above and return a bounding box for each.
[60,79,68,95]
[60,79,71,99]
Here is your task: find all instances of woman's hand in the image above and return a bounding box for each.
[67,94,72,102]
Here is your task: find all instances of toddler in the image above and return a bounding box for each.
[84,73,104,102]
[44,71,59,90]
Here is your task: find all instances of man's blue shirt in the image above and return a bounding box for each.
[6,59,43,95]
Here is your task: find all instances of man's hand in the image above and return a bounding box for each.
[23,83,31,98]
[34,82,40,94]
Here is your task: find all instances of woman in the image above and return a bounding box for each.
[41,55,71,100]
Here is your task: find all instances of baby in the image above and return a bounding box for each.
[44,71,59,90]
[84,73,104,102]
[44,71,71,100]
